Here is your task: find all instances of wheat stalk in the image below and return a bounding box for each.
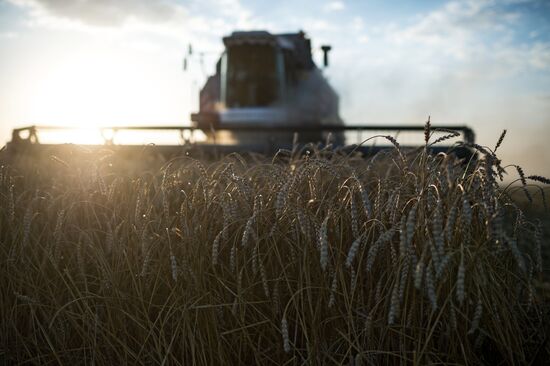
[319,215,330,272]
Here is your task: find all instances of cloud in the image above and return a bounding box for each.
[9,0,187,27]
[528,42,550,69]
[0,31,18,39]
[340,0,549,95]
[389,0,519,58]
[351,16,364,32]
[374,0,550,74]
[7,0,268,53]
[323,1,345,13]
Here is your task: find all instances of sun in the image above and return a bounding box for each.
[22,47,193,145]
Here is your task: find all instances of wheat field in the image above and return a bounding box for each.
[1,129,549,365]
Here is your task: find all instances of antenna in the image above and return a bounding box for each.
[183,43,193,71]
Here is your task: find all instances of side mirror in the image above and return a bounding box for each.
[321,45,332,67]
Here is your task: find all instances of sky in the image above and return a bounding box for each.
[0,0,549,178]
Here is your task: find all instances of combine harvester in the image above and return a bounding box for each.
[5,30,475,160]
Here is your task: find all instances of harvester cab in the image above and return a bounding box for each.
[191,30,344,145]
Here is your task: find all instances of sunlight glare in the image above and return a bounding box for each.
[24,48,190,145]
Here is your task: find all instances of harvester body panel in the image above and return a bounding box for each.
[192,30,344,145]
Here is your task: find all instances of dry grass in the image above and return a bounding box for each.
[0,131,549,365]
